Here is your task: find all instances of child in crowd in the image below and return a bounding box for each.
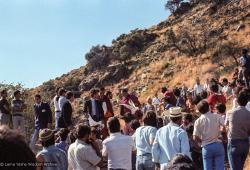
[181,113,193,131]
[90,127,103,151]
[55,128,70,153]
[121,113,134,136]
[186,91,195,113]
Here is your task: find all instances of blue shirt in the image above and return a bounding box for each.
[135,126,157,156]
[55,141,68,153]
[37,145,68,170]
[152,123,191,164]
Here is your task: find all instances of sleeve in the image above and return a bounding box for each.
[102,102,107,113]
[152,131,160,163]
[207,95,213,105]
[193,120,201,138]
[130,137,136,151]
[102,141,108,157]
[180,131,191,159]
[83,147,101,166]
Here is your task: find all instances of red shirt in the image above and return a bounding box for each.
[207,93,226,112]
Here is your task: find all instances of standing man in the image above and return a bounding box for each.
[84,89,104,127]
[239,48,250,88]
[12,90,26,134]
[68,124,102,170]
[226,91,250,170]
[193,77,204,97]
[0,90,11,125]
[52,87,61,129]
[58,89,67,116]
[152,107,191,170]
[59,91,74,129]
[30,94,52,150]
[102,117,136,170]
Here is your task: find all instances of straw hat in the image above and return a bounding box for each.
[163,107,183,118]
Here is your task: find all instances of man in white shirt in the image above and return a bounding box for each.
[194,78,203,97]
[52,87,61,129]
[102,117,136,170]
[68,124,102,170]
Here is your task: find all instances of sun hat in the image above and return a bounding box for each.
[163,107,183,118]
[39,129,54,142]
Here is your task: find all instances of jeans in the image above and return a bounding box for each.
[12,115,25,134]
[228,138,249,170]
[0,113,10,125]
[202,142,225,170]
[55,111,61,129]
[136,154,155,170]
[29,129,40,151]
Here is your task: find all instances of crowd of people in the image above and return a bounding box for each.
[0,49,250,170]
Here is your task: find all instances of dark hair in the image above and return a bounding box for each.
[41,135,55,147]
[216,103,226,113]
[100,87,105,91]
[192,95,202,105]
[200,91,208,99]
[0,89,7,96]
[59,89,66,96]
[56,87,61,93]
[164,96,172,103]
[210,84,219,93]
[91,127,101,139]
[222,78,228,83]
[58,128,69,141]
[237,91,249,106]
[170,116,182,123]
[107,117,121,133]
[90,89,100,98]
[121,113,134,123]
[161,87,167,94]
[165,154,194,170]
[143,111,157,127]
[197,100,209,114]
[14,90,21,97]
[121,88,128,93]
[35,94,41,99]
[66,91,74,99]
[106,91,112,97]
[183,114,193,123]
[186,125,194,135]
[76,124,91,139]
[0,126,36,170]
[173,88,181,97]
[242,48,248,55]
[130,119,141,131]
[69,130,77,144]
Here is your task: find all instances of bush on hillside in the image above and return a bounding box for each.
[85,45,112,72]
[165,0,184,14]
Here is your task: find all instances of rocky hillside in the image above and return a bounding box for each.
[33,0,250,102]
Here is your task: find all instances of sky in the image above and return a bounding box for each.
[0,0,168,88]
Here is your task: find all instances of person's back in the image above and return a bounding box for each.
[68,139,101,170]
[135,126,157,155]
[37,145,67,170]
[228,106,250,140]
[103,133,135,170]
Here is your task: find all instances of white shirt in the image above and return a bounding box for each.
[68,139,101,170]
[58,96,67,111]
[102,133,136,170]
[53,95,60,112]
[194,84,203,95]
[246,102,250,111]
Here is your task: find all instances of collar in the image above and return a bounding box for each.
[110,132,122,136]
[168,122,180,127]
[44,145,56,150]
[76,139,88,145]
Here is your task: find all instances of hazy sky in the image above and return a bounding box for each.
[0,0,168,88]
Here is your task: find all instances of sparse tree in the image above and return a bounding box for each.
[165,0,184,13]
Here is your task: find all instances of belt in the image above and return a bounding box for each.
[12,113,23,117]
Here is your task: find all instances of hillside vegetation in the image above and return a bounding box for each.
[33,0,250,103]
